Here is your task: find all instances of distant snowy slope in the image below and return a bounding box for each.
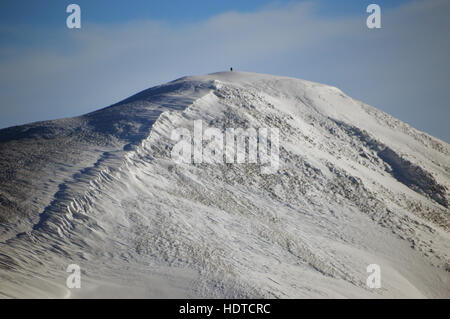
[0,72,449,298]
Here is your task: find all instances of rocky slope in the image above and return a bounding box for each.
[0,72,449,298]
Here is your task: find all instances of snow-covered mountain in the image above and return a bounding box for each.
[0,71,449,298]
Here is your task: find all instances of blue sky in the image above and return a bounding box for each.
[0,1,412,25]
[0,0,449,142]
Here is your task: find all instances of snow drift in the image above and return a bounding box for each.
[0,71,449,298]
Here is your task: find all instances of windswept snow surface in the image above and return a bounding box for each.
[0,72,449,298]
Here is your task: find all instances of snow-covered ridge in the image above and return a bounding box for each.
[0,71,449,298]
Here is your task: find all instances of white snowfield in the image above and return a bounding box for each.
[0,71,449,298]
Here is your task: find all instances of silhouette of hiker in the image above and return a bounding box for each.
[230,67,233,72]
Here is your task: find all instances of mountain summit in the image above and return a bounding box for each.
[0,72,449,298]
